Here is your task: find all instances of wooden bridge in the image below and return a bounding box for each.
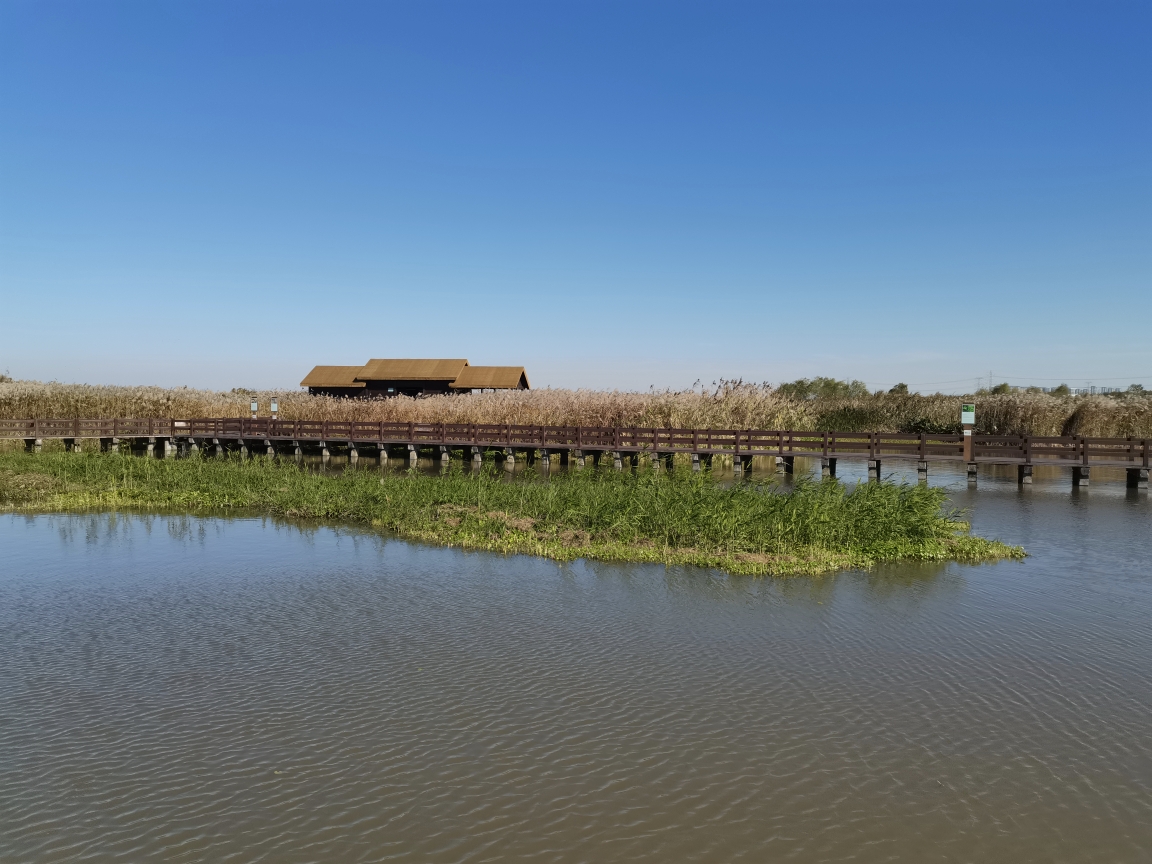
[2,418,1148,488]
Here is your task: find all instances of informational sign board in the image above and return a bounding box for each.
[961,403,975,425]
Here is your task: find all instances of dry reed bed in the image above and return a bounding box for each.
[2,380,1151,437]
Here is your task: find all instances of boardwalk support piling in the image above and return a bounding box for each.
[917,460,928,483]
[966,463,978,484]
[147,437,156,457]
[380,444,390,466]
[320,441,330,460]
[868,459,881,481]
[503,448,515,471]
[214,438,224,458]
[63,438,77,453]
[1018,464,1033,485]
[538,449,550,474]
[691,453,701,472]
[782,456,794,475]
[1128,468,1149,489]
[1073,466,1090,487]
[439,445,449,466]
[821,458,836,478]
[266,440,276,458]
[613,451,623,471]
[574,449,585,469]
[408,444,418,466]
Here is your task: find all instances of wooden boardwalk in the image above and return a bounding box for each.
[3,418,1149,487]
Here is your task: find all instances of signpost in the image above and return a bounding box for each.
[962,402,976,481]
[250,399,258,420]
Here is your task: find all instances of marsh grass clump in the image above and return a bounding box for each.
[0,451,1023,576]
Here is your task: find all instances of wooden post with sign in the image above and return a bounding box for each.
[962,402,977,482]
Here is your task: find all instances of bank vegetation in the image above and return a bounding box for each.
[0,451,1023,577]
[2,378,1150,438]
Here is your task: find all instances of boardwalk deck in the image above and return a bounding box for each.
[1,418,1149,471]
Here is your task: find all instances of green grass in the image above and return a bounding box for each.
[0,451,1024,576]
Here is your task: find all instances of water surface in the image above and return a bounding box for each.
[1,471,1150,862]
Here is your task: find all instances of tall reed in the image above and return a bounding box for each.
[2,379,1149,437]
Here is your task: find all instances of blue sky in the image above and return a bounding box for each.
[1,1,1149,392]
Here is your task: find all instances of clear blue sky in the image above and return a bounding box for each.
[1,1,1149,392]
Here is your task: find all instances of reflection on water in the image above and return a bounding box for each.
[1,486,1150,862]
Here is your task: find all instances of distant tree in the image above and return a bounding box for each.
[989,382,1011,394]
[1128,384,1147,394]
[888,382,909,395]
[1051,384,1071,396]
[777,377,870,400]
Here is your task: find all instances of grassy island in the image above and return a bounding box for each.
[0,451,1024,576]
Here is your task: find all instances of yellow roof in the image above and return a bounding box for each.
[357,359,469,382]
[300,365,367,388]
[450,366,530,390]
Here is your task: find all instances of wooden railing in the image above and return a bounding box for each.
[2,418,1149,468]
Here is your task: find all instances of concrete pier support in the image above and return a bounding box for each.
[188,438,199,456]
[691,453,701,472]
[320,441,330,460]
[775,456,785,474]
[471,446,482,468]
[574,449,585,469]
[612,451,623,471]
[100,437,118,453]
[503,448,515,470]
[63,438,78,452]
[868,459,881,481]
[408,444,418,467]
[1073,466,1090,487]
[1127,467,1149,489]
[1018,464,1033,485]
[24,438,41,453]
[214,438,224,458]
[966,463,978,484]
[349,442,360,463]
[650,452,661,471]
[266,440,275,457]
[917,460,929,483]
[293,440,303,459]
[782,456,795,475]
[380,445,390,466]
[147,437,156,457]
[239,440,249,458]
[734,455,753,475]
[538,449,550,474]
[439,446,450,466]
[821,458,837,478]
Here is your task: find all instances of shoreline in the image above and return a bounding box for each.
[0,451,1024,576]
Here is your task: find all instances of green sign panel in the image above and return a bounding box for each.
[961,403,975,425]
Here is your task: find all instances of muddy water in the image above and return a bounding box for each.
[1,470,1150,862]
